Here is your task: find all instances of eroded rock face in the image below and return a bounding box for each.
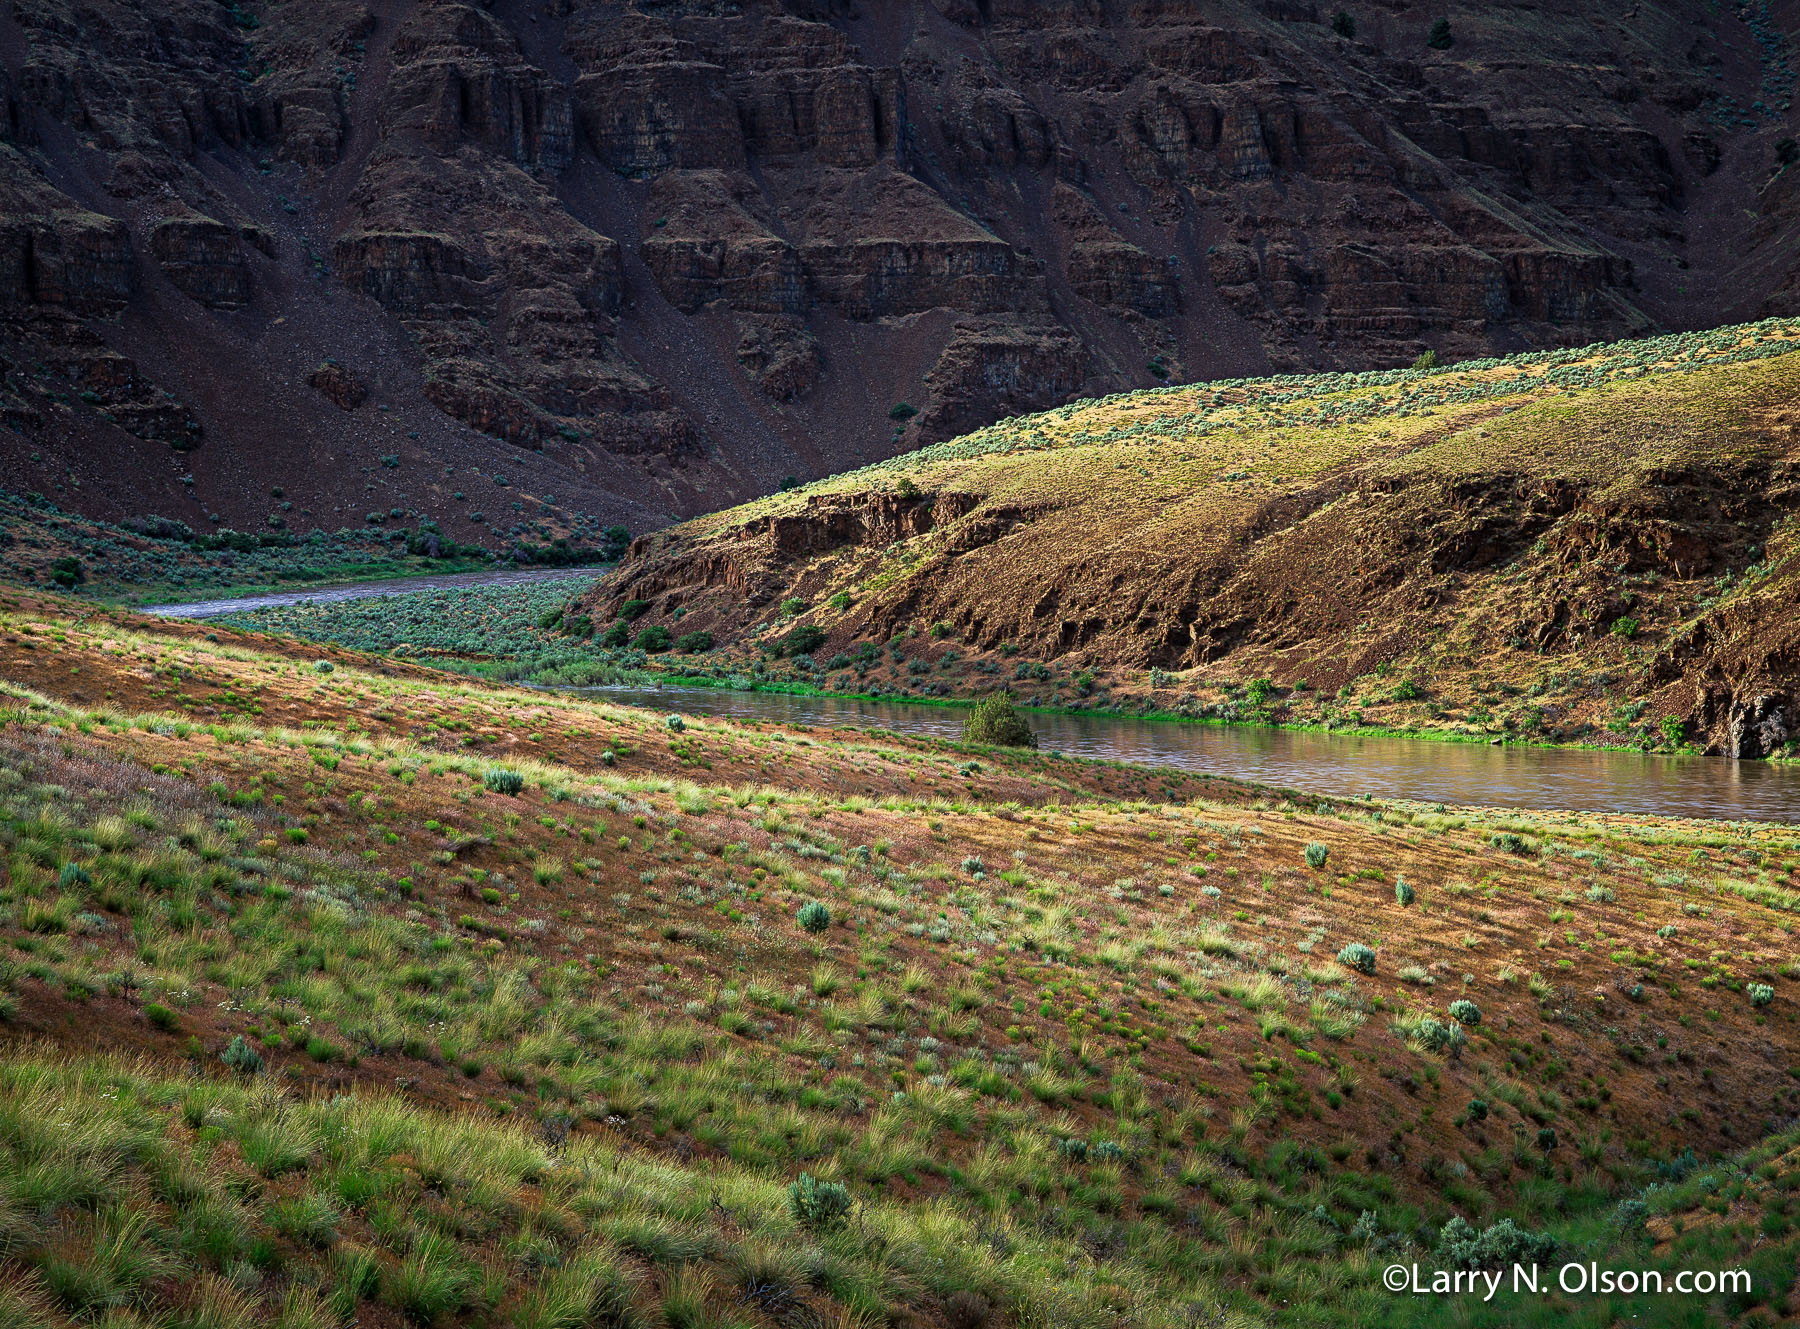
[306,362,366,410]
[149,215,249,310]
[1,0,1796,537]
[1727,696,1789,760]
[921,318,1088,442]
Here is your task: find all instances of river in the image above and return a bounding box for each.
[571,684,1800,824]
[147,573,1799,822]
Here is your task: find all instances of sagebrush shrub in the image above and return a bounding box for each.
[1447,999,1480,1026]
[1409,1015,1464,1055]
[1438,1217,1554,1271]
[1337,942,1376,974]
[788,1173,851,1227]
[484,769,524,796]
[798,901,831,933]
[221,1035,263,1075]
[1305,842,1329,869]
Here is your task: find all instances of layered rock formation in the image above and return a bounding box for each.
[1,0,1797,544]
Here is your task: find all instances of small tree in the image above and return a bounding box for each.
[963,694,1036,748]
[776,624,826,657]
[1411,348,1440,370]
[633,625,672,652]
[1426,16,1453,48]
[1331,9,1355,37]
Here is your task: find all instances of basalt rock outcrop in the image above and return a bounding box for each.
[1,0,1798,544]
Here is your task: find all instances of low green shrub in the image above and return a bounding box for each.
[798,901,831,933]
[1305,843,1329,870]
[221,1035,263,1075]
[484,769,525,796]
[1337,943,1376,974]
[788,1173,852,1227]
[1438,1217,1554,1271]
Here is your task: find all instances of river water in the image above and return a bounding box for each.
[146,572,1798,823]
[572,684,1800,825]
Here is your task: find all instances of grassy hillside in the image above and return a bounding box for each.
[585,320,1800,759]
[1,590,1800,1324]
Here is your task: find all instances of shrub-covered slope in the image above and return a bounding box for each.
[590,321,1800,758]
[2,591,1800,1324]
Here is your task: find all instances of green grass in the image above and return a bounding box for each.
[6,593,1800,1326]
[214,575,620,679]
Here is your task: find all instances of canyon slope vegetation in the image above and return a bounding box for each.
[4,0,1800,546]
[591,319,1800,759]
[1,590,1799,1325]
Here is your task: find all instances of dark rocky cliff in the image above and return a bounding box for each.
[1,0,1797,546]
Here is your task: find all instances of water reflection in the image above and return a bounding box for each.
[572,685,1799,824]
